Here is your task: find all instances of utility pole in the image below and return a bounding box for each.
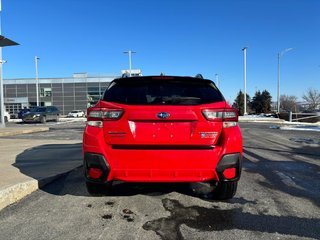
[35,56,40,106]
[0,48,4,126]
[242,47,247,115]
[0,0,19,127]
[215,74,220,88]
[123,50,136,77]
[277,48,293,113]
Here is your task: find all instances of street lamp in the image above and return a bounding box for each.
[123,50,136,76]
[35,56,40,106]
[242,47,248,115]
[277,48,293,113]
[0,0,19,127]
[215,74,220,88]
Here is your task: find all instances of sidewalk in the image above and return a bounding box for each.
[0,126,82,210]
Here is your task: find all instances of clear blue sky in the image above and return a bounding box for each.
[1,0,319,102]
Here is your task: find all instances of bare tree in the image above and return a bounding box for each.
[280,94,298,112]
[302,88,320,110]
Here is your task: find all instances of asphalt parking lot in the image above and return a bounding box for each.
[0,121,319,240]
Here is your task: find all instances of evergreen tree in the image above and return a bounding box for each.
[251,90,272,114]
[251,91,263,114]
[233,90,250,116]
[261,90,272,112]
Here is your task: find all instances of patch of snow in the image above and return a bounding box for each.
[239,114,320,132]
[280,125,320,132]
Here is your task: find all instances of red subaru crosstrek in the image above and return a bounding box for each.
[83,75,242,199]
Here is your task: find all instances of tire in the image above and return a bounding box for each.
[40,116,46,123]
[211,181,238,200]
[86,181,112,196]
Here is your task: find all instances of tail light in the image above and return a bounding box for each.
[87,108,123,128]
[202,108,238,128]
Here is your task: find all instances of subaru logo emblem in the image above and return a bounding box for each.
[157,112,170,119]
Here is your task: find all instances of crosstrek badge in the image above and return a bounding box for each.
[199,132,218,138]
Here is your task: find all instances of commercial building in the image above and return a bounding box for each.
[3,73,117,115]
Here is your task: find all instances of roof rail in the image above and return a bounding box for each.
[195,74,204,79]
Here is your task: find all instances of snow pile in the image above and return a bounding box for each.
[240,114,320,132]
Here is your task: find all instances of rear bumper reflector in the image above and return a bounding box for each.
[88,167,103,179]
[222,167,237,179]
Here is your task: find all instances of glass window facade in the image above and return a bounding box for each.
[3,75,116,115]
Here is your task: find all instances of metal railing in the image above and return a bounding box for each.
[289,111,320,122]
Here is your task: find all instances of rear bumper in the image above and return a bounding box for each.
[83,126,242,183]
[83,149,221,182]
[83,151,241,183]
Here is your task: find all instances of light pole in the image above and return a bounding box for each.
[215,74,220,88]
[123,50,136,76]
[35,56,40,106]
[0,0,19,127]
[0,54,5,126]
[277,48,293,113]
[242,47,247,115]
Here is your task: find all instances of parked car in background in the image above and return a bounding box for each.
[22,106,60,123]
[10,112,19,119]
[83,75,243,199]
[67,110,85,118]
[18,108,31,119]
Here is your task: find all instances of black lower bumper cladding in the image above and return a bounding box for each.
[216,153,242,182]
[84,153,110,183]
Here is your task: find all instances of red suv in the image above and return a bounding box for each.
[83,75,242,199]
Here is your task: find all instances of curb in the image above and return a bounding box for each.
[0,179,38,211]
[239,120,285,123]
[0,127,49,137]
[0,165,83,211]
[239,118,286,123]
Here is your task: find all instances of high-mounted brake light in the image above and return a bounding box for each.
[152,76,174,80]
[202,108,238,128]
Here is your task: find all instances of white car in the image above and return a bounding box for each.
[67,110,85,118]
[0,110,10,122]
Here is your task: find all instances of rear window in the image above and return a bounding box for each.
[32,107,46,112]
[103,78,224,105]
